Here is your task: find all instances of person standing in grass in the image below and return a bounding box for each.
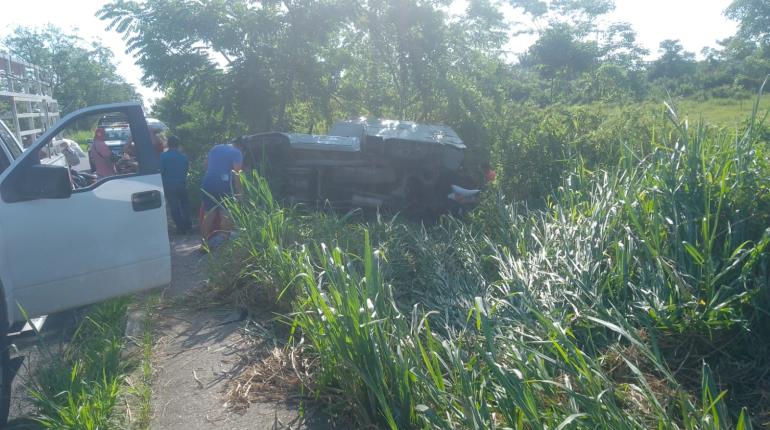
[200,139,244,243]
[160,135,192,234]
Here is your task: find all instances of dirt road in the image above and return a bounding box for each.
[140,236,334,430]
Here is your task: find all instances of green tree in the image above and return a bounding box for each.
[510,0,650,103]
[508,0,615,25]
[648,39,696,81]
[723,0,770,92]
[600,22,648,71]
[726,0,770,44]
[2,25,139,113]
[100,0,355,133]
[100,0,514,168]
[520,24,599,80]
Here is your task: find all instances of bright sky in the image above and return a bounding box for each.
[0,0,738,106]
[0,0,157,102]
[608,0,737,56]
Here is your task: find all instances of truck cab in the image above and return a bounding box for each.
[0,102,172,423]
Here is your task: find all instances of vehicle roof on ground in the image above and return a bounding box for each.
[243,132,361,152]
[331,118,466,150]
[146,118,168,133]
[287,134,360,151]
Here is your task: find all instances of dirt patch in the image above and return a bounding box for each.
[147,236,335,430]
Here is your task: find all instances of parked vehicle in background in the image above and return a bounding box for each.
[96,113,132,157]
[238,118,467,218]
[0,103,171,424]
[103,126,132,157]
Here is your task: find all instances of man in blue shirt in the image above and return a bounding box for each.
[200,140,244,241]
[160,135,192,234]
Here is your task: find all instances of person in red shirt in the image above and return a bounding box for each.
[89,128,116,179]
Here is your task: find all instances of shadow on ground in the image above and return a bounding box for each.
[5,417,43,429]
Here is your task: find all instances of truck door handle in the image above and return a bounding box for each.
[132,190,162,212]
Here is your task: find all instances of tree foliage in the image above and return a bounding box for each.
[509,0,615,23]
[649,39,696,81]
[94,0,770,182]
[521,24,599,80]
[99,0,514,167]
[2,25,139,114]
[726,0,770,44]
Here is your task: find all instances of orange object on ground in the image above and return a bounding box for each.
[199,203,222,240]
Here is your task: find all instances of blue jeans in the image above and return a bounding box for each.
[165,187,192,233]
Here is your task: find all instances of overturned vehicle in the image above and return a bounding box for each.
[238,118,470,217]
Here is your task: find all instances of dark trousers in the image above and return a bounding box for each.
[165,186,192,233]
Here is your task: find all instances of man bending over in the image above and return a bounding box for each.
[200,140,244,242]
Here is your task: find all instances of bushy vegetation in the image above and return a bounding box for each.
[208,100,770,429]
[94,0,770,177]
[2,0,768,428]
[28,300,132,429]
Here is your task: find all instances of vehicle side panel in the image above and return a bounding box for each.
[0,174,170,323]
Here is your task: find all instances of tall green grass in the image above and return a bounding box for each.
[29,299,130,429]
[67,130,94,147]
[219,100,770,428]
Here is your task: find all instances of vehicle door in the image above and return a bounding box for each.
[0,103,171,324]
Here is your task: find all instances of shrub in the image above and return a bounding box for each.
[214,99,770,428]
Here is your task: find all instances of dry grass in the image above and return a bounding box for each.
[225,347,302,409]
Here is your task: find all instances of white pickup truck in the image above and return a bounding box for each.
[0,103,171,422]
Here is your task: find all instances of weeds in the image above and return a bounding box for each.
[121,294,159,429]
[29,299,130,429]
[216,98,770,428]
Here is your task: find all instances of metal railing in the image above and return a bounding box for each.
[0,51,54,97]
